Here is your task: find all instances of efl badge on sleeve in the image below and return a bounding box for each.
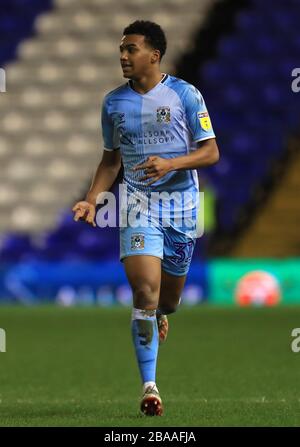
[131,233,145,250]
[157,106,171,123]
[197,111,212,131]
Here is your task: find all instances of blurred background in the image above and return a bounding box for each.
[0,0,299,307]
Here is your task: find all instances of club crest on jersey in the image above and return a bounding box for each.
[157,106,171,123]
[197,111,212,131]
[131,233,145,250]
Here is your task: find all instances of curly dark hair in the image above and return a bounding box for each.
[123,20,167,61]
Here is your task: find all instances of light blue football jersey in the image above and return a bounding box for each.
[101,74,215,217]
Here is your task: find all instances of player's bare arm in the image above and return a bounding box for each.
[133,138,219,185]
[72,149,121,226]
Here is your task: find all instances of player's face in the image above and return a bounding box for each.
[119,34,159,79]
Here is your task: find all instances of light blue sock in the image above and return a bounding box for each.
[131,308,159,384]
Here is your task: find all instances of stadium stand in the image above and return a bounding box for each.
[177,0,300,255]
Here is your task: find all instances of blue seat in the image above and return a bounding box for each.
[0,0,53,64]
[217,36,246,59]
[228,133,261,156]
[0,234,34,262]
[202,61,232,84]
[235,11,264,32]
[221,84,249,108]
[251,33,284,56]
[269,9,298,30]
[236,60,270,80]
[261,84,287,109]
[77,227,119,260]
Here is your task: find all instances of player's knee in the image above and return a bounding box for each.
[133,283,158,309]
[159,297,182,315]
[159,304,177,315]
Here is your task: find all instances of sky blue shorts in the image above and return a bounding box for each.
[120,222,196,277]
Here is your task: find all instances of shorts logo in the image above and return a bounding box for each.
[117,113,125,124]
[197,111,212,131]
[131,233,145,250]
[157,106,171,123]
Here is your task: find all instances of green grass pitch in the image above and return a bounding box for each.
[0,305,300,427]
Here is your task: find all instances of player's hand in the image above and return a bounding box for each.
[72,201,96,227]
[132,156,173,186]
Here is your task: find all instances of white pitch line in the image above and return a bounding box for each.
[1,397,298,405]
